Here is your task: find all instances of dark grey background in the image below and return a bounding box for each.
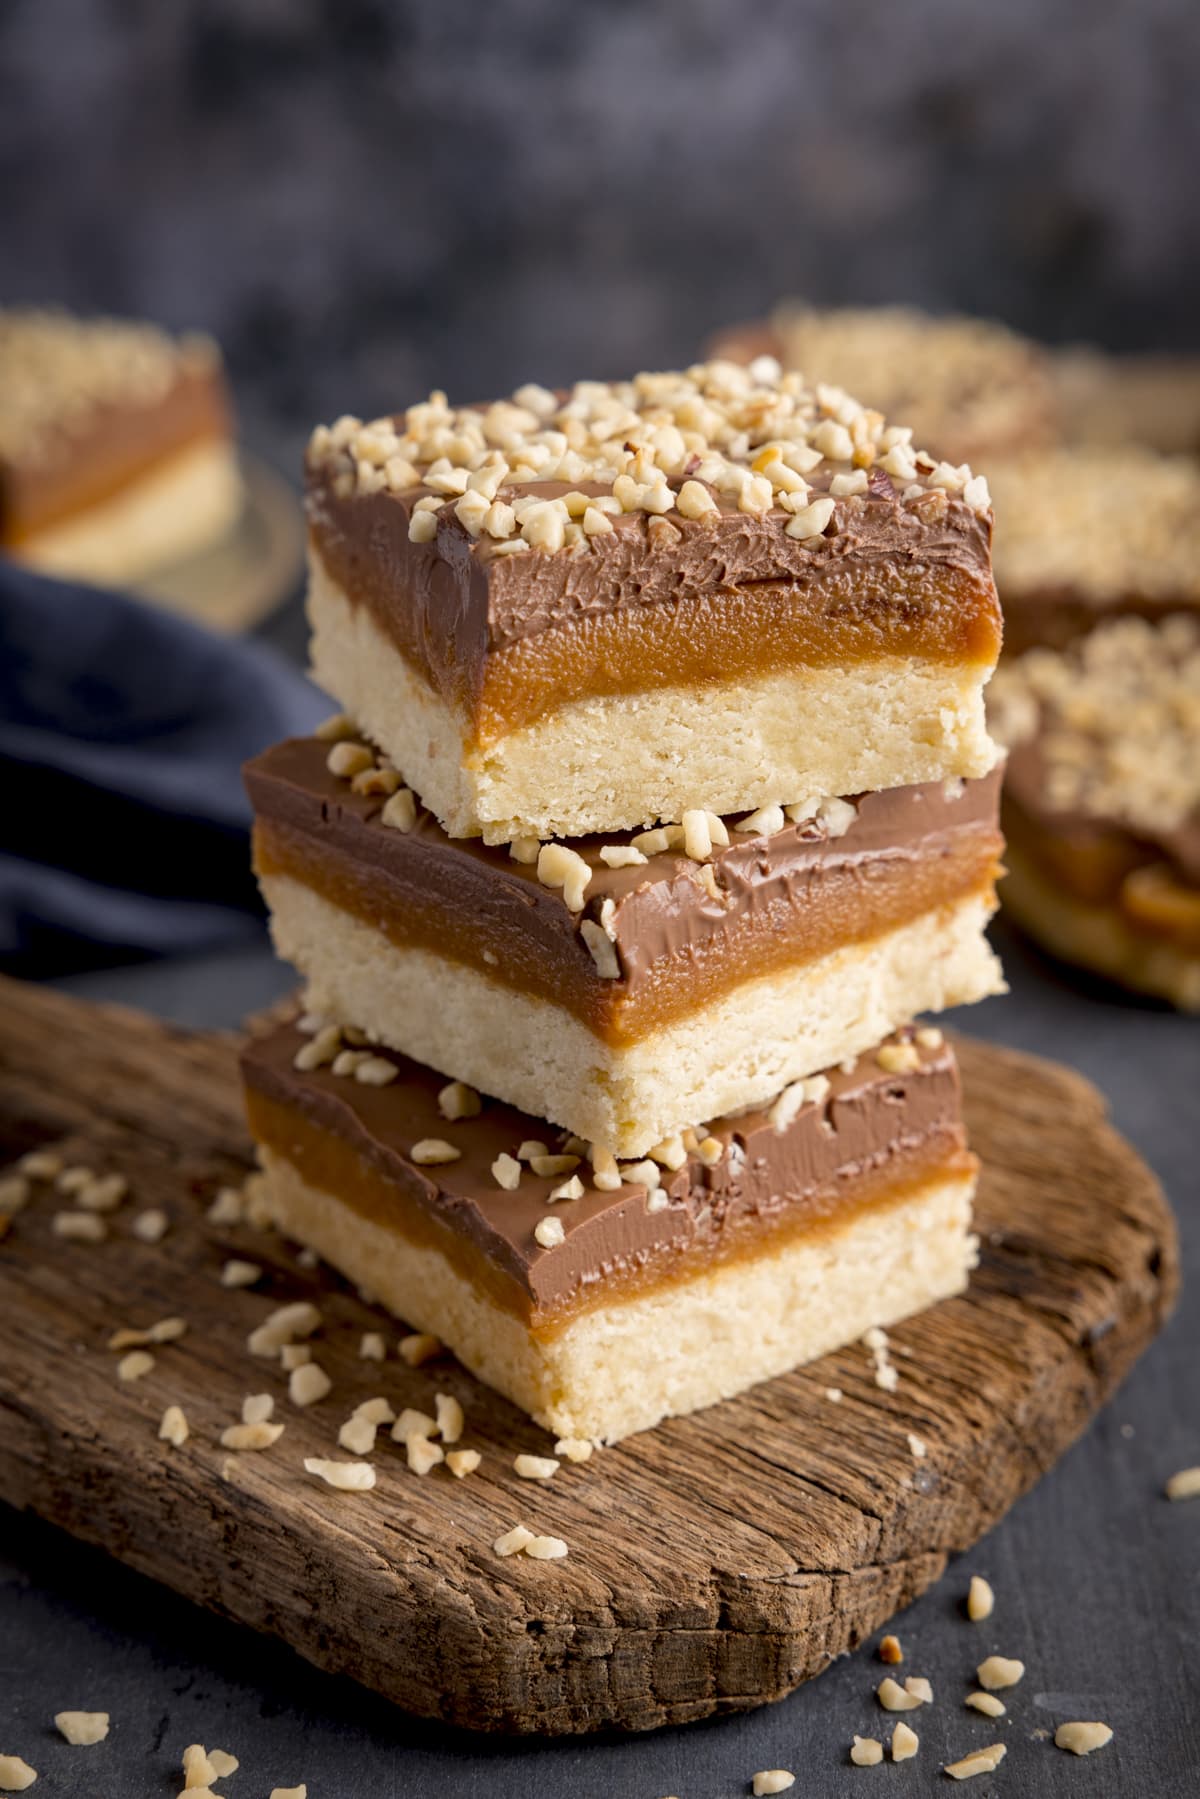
[3,920,1198,1795]
[2,0,1199,443]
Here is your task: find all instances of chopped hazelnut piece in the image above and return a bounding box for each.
[207,1186,244,1225]
[398,1332,442,1367]
[514,1453,559,1480]
[117,1350,154,1382]
[381,788,417,833]
[976,1654,1024,1690]
[410,1138,461,1166]
[529,1153,579,1178]
[877,1676,921,1711]
[548,1176,584,1204]
[280,1343,312,1371]
[392,1408,437,1444]
[159,1404,189,1447]
[304,1457,375,1491]
[407,1435,444,1475]
[493,1524,535,1557]
[915,1026,944,1048]
[209,1751,239,1779]
[1055,1721,1113,1756]
[248,1301,322,1357]
[220,1421,285,1451]
[525,1535,568,1559]
[288,1362,332,1408]
[1165,1466,1200,1501]
[435,1393,464,1444]
[554,1438,594,1463]
[907,1433,927,1459]
[598,844,647,868]
[182,1744,217,1787]
[355,1056,399,1087]
[0,1176,30,1213]
[359,1331,386,1361]
[944,1744,1006,1780]
[315,711,357,741]
[876,1041,921,1074]
[964,1691,1006,1718]
[891,1721,918,1762]
[326,740,373,778]
[446,1448,481,1478]
[967,1574,994,1620]
[17,1149,62,1181]
[535,1216,565,1249]
[53,1211,106,1242]
[56,1165,95,1195]
[132,1208,169,1243]
[492,1153,522,1192]
[904,1677,933,1705]
[438,1080,482,1121]
[54,1710,109,1745]
[849,1736,883,1767]
[751,1773,795,1795]
[536,842,591,911]
[220,1257,262,1289]
[878,1634,903,1664]
[242,1393,274,1425]
[580,918,621,979]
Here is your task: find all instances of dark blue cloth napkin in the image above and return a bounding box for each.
[0,560,325,976]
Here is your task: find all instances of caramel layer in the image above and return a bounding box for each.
[242,1017,970,1333]
[307,465,1000,745]
[247,739,1004,1044]
[2,364,232,544]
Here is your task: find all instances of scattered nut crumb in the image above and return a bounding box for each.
[132,1208,170,1243]
[751,1773,795,1795]
[359,1331,385,1361]
[435,1393,464,1444]
[525,1535,568,1560]
[535,1216,565,1248]
[446,1449,481,1478]
[976,1655,1024,1690]
[891,1721,919,1762]
[269,1787,307,1799]
[1165,1466,1200,1501]
[514,1453,559,1481]
[965,1691,1006,1718]
[56,1165,95,1195]
[407,1436,444,1475]
[220,1421,285,1451]
[53,1211,107,1242]
[825,1387,843,1403]
[877,1677,921,1711]
[493,1525,535,1557]
[398,1333,441,1367]
[904,1677,933,1705]
[207,1187,244,1226]
[410,1138,461,1166]
[159,1405,189,1447]
[54,1710,109,1745]
[1055,1722,1113,1756]
[392,1408,437,1443]
[76,1172,127,1212]
[967,1574,994,1620]
[850,1736,883,1767]
[220,1258,262,1289]
[438,1080,482,1121]
[876,1041,921,1074]
[209,1750,239,1778]
[907,1433,927,1459]
[915,1026,944,1048]
[288,1362,331,1408]
[248,1301,322,1357]
[0,1176,30,1214]
[878,1634,903,1664]
[280,1343,312,1371]
[18,1149,62,1180]
[182,1743,217,1788]
[554,1438,593,1463]
[117,1350,155,1382]
[944,1744,1006,1780]
[304,1457,375,1492]
[242,1393,274,1425]
[492,1153,522,1191]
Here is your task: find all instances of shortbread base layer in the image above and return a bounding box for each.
[1003,841,1200,1012]
[265,872,1003,1157]
[14,438,243,585]
[307,554,998,843]
[255,1145,976,1442]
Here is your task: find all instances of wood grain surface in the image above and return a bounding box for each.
[0,976,1178,1736]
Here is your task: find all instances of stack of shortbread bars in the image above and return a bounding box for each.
[241,357,1006,1444]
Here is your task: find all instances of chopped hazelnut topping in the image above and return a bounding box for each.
[242,1393,274,1425]
[620,1159,662,1192]
[293,1024,341,1072]
[381,788,418,833]
[825,1387,843,1403]
[598,844,647,868]
[525,1535,568,1560]
[907,1433,927,1459]
[392,1408,437,1443]
[182,1744,217,1788]
[446,1448,481,1478]
[247,1301,322,1357]
[207,1186,244,1225]
[876,1041,921,1074]
[648,1134,687,1171]
[159,1404,189,1447]
[878,1634,903,1664]
[438,1080,482,1121]
[508,835,541,864]
[944,1745,1006,1780]
[355,1055,399,1087]
[734,803,786,837]
[877,1677,921,1711]
[768,1074,831,1133]
[407,1435,444,1475]
[967,1574,994,1620]
[53,1211,107,1242]
[220,1258,262,1289]
[850,1736,883,1767]
[517,1139,549,1162]
[530,1154,579,1178]
[547,1175,584,1205]
[54,1710,109,1745]
[1055,1721,1113,1756]
[976,1655,1024,1690]
[1165,1466,1200,1501]
[0,1176,30,1214]
[117,1350,155,1382]
[280,1343,312,1371]
[209,1751,239,1779]
[535,1216,565,1249]
[56,1165,94,1195]
[398,1332,442,1367]
[915,1026,944,1049]
[315,710,357,742]
[891,1721,918,1762]
[514,1453,559,1481]
[220,1420,285,1451]
[326,740,373,779]
[965,1691,1006,1718]
[751,1774,795,1795]
[537,842,591,911]
[435,1393,465,1444]
[18,1149,63,1180]
[359,1331,386,1361]
[304,1457,375,1491]
[555,1438,594,1463]
[289,1362,332,1408]
[492,1153,522,1192]
[132,1208,169,1243]
[904,1677,933,1705]
[493,1524,535,1557]
[410,1138,461,1166]
[580,918,621,979]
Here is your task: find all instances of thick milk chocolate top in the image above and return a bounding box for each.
[242,1018,964,1318]
[308,462,998,722]
[247,739,1004,1000]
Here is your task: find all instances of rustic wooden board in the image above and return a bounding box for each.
[0,976,1177,1736]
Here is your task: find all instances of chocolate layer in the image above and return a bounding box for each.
[308,462,999,743]
[242,1018,968,1328]
[1,363,231,545]
[247,739,1004,1042]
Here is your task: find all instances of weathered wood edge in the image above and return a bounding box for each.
[0,978,1180,1734]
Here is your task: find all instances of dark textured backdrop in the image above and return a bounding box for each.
[3,0,1199,432]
